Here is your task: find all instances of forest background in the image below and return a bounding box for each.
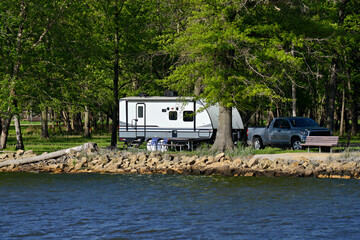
[0,0,359,151]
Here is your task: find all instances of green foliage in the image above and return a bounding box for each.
[0,0,359,150]
[163,0,317,110]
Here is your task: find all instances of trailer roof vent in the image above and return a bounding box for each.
[139,93,148,97]
[164,90,178,97]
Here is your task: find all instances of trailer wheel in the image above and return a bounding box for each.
[253,137,264,150]
[291,137,302,150]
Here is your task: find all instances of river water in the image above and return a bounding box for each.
[1,173,360,239]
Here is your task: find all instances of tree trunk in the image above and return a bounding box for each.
[339,89,345,136]
[326,0,348,131]
[92,113,97,131]
[62,111,72,132]
[84,107,91,138]
[57,121,63,134]
[266,110,274,126]
[110,0,120,148]
[351,102,358,136]
[71,113,75,131]
[317,95,326,126]
[14,114,24,150]
[5,1,26,151]
[291,43,296,117]
[350,81,358,135]
[132,77,139,91]
[210,104,234,152]
[0,142,98,168]
[0,117,11,150]
[75,113,83,132]
[50,108,55,133]
[276,102,280,118]
[194,77,203,96]
[292,83,296,117]
[110,66,120,148]
[41,107,49,139]
[326,55,338,131]
[106,114,110,128]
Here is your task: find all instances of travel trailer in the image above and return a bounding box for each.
[118,96,244,150]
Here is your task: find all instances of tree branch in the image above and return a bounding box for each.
[32,0,74,49]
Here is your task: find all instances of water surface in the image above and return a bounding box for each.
[1,173,360,239]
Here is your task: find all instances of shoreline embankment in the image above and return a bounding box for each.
[1,143,359,179]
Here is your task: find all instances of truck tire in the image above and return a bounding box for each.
[291,138,302,150]
[253,137,264,150]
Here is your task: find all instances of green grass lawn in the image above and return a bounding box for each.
[3,124,360,155]
[5,125,111,154]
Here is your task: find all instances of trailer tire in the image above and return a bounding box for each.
[253,137,264,150]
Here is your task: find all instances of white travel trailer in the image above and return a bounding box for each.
[118,96,244,150]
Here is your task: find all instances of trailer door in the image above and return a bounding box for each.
[135,103,145,137]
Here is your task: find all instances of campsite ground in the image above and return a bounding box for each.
[4,123,360,155]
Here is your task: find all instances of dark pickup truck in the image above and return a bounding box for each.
[247,117,331,150]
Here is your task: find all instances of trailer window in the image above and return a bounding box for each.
[183,111,194,122]
[169,111,177,120]
[137,106,144,118]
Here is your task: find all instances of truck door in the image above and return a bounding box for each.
[276,119,291,145]
[270,119,282,145]
[135,103,145,138]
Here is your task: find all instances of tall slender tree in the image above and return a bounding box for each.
[0,0,74,149]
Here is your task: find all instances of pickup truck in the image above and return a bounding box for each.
[247,117,331,150]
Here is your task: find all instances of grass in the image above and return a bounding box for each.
[3,124,360,155]
[189,143,256,157]
[11,120,42,126]
[339,150,360,161]
[181,142,308,157]
[5,125,111,154]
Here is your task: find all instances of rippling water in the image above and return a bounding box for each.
[1,173,360,239]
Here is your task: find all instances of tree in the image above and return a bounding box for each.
[164,1,304,151]
[0,0,74,149]
[88,0,165,148]
[325,0,349,131]
[164,1,241,151]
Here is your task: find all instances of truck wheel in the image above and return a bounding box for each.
[291,138,302,150]
[253,137,263,150]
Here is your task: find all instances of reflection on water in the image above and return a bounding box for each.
[1,173,360,239]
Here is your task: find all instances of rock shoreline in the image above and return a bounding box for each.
[1,145,360,179]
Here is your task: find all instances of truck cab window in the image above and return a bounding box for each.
[183,111,194,122]
[169,111,177,120]
[273,120,281,128]
[281,119,291,129]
